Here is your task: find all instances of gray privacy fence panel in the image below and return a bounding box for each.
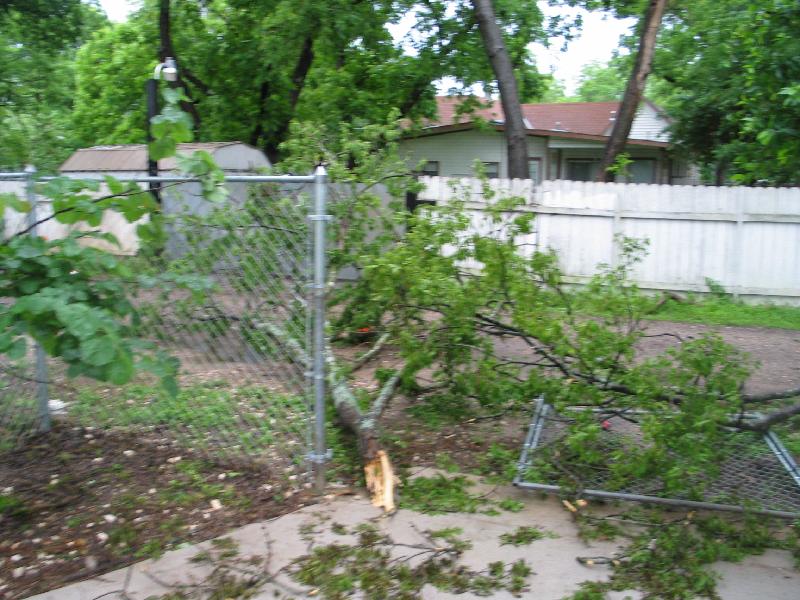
[0,171,329,490]
[417,177,800,303]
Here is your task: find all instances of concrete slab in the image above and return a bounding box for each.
[26,480,800,600]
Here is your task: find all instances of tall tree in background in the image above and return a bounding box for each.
[656,0,800,185]
[0,0,106,170]
[471,0,529,179]
[596,0,667,181]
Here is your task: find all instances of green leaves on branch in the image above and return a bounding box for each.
[148,88,194,160]
[0,233,177,391]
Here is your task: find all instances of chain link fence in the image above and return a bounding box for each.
[0,169,329,490]
[515,398,800,518]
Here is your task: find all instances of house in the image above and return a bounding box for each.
[399,96,697,185]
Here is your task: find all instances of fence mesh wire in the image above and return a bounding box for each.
[515,400,800,517]
[1,178,315,484]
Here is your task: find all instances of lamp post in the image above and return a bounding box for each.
[146,57,178,202]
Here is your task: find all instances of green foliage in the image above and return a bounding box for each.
[0,0,106,171]
[499,525,557,546]
[399,475,493,515]
[569,512,800,599]
[333,173,790,500]
[656,0,800,185]
[0,88,229,395]
[575,59,627,102]
[290,521,532,598]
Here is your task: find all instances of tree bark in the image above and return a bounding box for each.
[596,0,667,182]
[471,0,529,180]
[263,34,316,163]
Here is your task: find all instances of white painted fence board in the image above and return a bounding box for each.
[418,177,800,302]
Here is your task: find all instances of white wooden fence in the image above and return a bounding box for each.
[418,177,800,304]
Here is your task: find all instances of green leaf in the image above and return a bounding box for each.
[108,351,134,385]
[80,335,117,366]
[149,138,176,161]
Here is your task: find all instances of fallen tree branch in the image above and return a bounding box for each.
[349,332,390,371]
[258,321,397,512]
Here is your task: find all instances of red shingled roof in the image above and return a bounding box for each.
[431,96,622,136]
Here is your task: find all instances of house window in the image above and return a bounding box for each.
[481,162,500,179]
[528,158,542,183]
[627,159,656,184]
[419,161,439,177]
[566,159,599,182]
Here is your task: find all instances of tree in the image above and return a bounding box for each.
[70,0,549,163]
[596,0,667,181]
[323,176,800,502]
[0,1,106,171]
[655,0,800,185]
[574,60,626,102]
[471,0,529,179]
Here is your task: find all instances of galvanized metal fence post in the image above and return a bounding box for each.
[24,165,51,433]
[310,165,329,492]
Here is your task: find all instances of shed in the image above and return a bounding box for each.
[57,142,271,255]
[60,142,270,177]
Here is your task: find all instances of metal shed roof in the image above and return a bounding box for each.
[60,142,263,172]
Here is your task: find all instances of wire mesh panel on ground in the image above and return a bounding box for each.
[515,399,800,518]
[0,174,326,490]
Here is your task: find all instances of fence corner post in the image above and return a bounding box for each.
[24,164,51,433]
[310,164,329,493]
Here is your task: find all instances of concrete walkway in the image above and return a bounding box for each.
[28,481,799,600]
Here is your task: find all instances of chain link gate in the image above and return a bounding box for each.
[0,168,330,492]
[515,398,800,518]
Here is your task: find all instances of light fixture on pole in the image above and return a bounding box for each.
[146,57,178,202]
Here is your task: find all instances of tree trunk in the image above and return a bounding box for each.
[158,0,203,130]
[264,34,316,163]
[596,0,667,182]
[471,0,529,180]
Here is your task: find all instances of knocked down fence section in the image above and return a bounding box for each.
[418,177,800,304]
[0,169,331,491]
[515,398,800,518]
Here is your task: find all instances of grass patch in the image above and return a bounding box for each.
[0,492,28,521]
[648,296,800,330]
[70,382,307,452]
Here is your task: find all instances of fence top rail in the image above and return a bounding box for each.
[0,173,318,184]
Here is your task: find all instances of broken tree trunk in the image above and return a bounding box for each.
[259,322,399,511]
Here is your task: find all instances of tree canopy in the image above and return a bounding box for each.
[654,0,800,184]
[69,0,549,163]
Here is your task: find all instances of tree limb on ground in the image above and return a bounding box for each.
[258,322,398,511]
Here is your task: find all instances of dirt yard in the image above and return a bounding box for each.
[1,320,799,599]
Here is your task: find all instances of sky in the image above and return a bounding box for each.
[96,0,633,94]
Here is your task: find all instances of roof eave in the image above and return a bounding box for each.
[404,122,671,147]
